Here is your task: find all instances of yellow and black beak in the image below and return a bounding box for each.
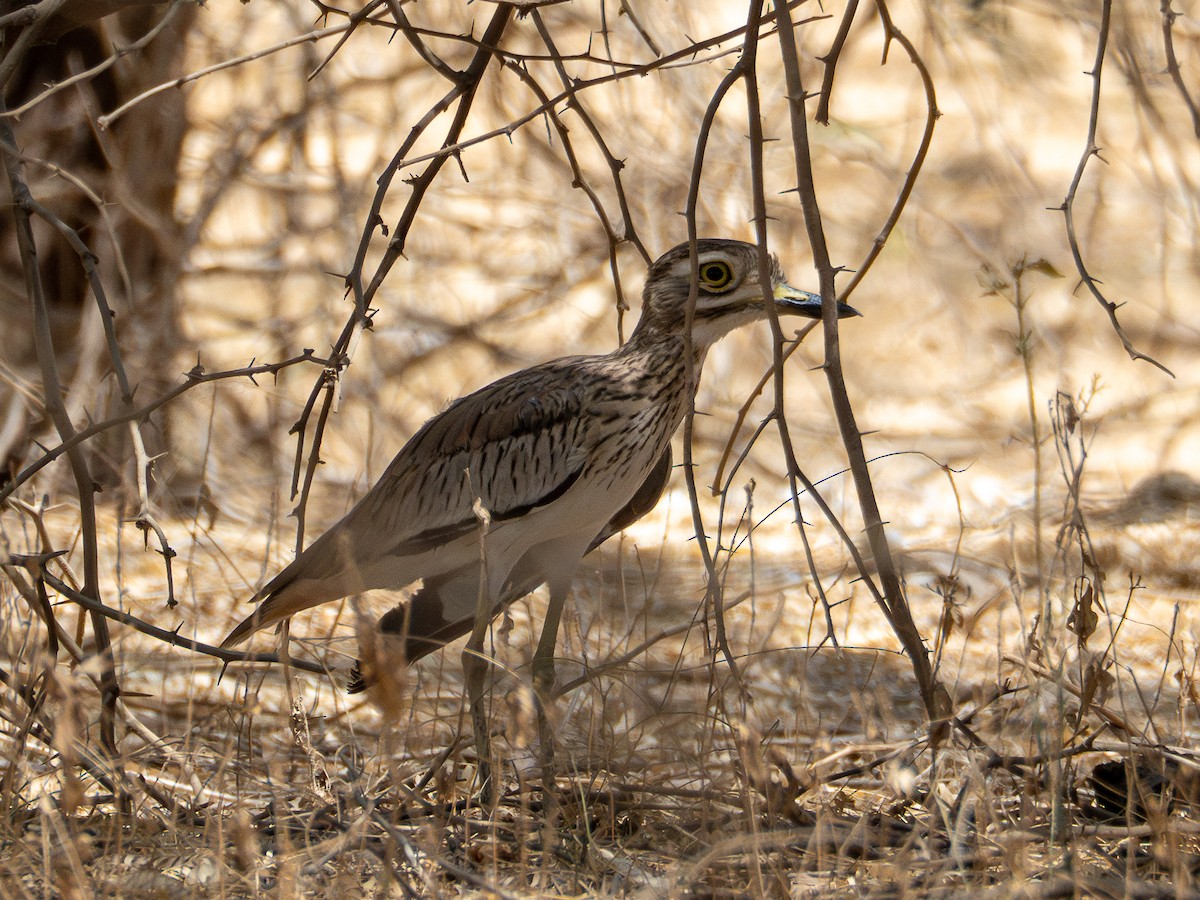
[773,282,861,320]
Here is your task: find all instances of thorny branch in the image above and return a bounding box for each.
[0,100,120,756]
[814,0,858,125]
[681,62,747,687]
[834,0,938,305]
[25,568,328,676]
[1059,0,1174,377]
[530,8,652,338]
[743,2,843,653]
[773,0,949,726]
[499,57,640,337]
[96,21,356,130]
[0,352,325,505]
[1160,0,1200,139]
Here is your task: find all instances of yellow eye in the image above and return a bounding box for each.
[698,260,734,291]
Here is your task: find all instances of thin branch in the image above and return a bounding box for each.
[814,0,859,125]
[1160,0,1200,139]
[773,0,947,725]
[1,351,324,504]
[530,8,653,336]
[307,0,389,81]
[38,571,328,676]
[681,63,747,682]
[743,3,845,653]
[1057,0,1174,376]
[383,0,460,83]
[0,99,120,755]
[96,22,356,130]
[710,329,815,494]
[500,59,635,322]
[294,372,337,552]
[835,0,939,305]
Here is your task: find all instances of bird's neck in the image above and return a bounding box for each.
[618,328,710,384]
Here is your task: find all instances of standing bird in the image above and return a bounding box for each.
[222,239,858,707]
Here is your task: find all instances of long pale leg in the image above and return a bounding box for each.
[532,577,567,698]
[532,566,579,819]
[463,563,500,803]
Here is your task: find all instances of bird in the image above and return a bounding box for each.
[222,239,858,705]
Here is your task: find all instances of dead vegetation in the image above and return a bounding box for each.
[2,0,1199,896]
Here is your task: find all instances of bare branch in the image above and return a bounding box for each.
[96,21,355,130]
[835,1,939,305]
[773,0,948,726]
[814,0,859,125]
[0,352,324,504]
[1058,0,1174,376]
[39,570,328,676]
[1160,0,1200,139]
[0,98,120,754]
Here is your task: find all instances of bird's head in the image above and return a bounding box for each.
[633,238,859,347]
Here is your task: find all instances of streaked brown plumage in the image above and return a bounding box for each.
[346,445,673,692]
[222,239,858,689]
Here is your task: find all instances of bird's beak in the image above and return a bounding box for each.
[773,282,861,320]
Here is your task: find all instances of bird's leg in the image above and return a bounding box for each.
[462,627,493,803]
[464,505,499,803]
[532,573,572,819]
[531,584,565,699]
[461,490,506,803]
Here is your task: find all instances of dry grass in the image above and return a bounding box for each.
[3,0,1200,896]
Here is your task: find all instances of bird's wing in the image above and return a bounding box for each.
[352,356,596,553]
[347,445,675,691]
[221,358,602,648]
[587,444,671,553]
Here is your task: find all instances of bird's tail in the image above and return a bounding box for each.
[221,581,315,648]
[221,524,369,648]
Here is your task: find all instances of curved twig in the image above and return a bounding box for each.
[1058,0,1174,377]
[835,1,939,305]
